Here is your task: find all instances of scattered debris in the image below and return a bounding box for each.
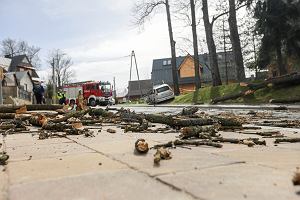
[293,169,300,186]
[180,107,199,116]
[274,138,300,144]
[154,147,172,164]
[135,139,149,154]
[273,106,288,111]
[107,128,116,134]
[0,152,9,165]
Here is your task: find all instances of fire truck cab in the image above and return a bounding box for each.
[63,81,114,106]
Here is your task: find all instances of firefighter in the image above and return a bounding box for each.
[77,90,84,110]
[57,91,66,105]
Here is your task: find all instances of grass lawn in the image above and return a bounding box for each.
[172,83,300,104]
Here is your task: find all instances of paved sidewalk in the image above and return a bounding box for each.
[1,125,300,200]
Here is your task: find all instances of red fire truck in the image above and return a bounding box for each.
[63,81,114,106]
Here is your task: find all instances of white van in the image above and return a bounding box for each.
[146,84,175,104]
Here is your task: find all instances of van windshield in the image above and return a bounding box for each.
[156,86,170,93]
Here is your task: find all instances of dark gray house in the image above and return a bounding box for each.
[151,52,237,91]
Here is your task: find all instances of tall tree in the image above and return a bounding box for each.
[0,38,41,68]
[190,0,201,89]
[133,0,180,95]
[202,0,222,86]
[254,0,300,75]
[228,0,246,81]
[47,49,75,88]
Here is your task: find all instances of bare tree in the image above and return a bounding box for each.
[190,0,201,89]
[202,0,222,86]
[1,38,18,57]
[228,0,246,81]
[0,38,41,68]
[47,49,75,88]
[133,0,180,95]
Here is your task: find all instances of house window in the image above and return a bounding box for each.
[163,60,167,66]
[218,55,223,59]
[167,60,171,65]
[24,84,28,91]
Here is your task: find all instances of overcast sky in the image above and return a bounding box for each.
[0,0,185,94]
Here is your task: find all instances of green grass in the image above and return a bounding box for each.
[173,83,300,104]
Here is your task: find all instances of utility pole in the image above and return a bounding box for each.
[113,77,116,99]
[223,19,229,85]
[0,67,3,105]
[52,58,56,104]
[128,50,142,101]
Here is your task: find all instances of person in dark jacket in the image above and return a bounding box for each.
[33,83,44,104]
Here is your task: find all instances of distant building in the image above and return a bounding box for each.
[151,52,237,92]
[0,55,39,104]
[127,79,153,99]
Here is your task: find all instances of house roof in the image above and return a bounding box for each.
[127,79,153,97]
[8,55,39,78]
[0,57,12,71]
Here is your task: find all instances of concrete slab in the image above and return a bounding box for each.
[9,169,194,200]
[217,147,300,171]
[7,152,128,185]
[113,147,244,176]
[0,167,8,200]
[158,164,299,200]
[5,133,73,148]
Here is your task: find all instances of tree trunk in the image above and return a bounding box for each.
[165,0,180,95]
[276,40,287,76]
[202,0,222,86]
[228,0,246,82]
[190,0,201,90]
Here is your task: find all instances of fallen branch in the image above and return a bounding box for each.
[274,138,300,143]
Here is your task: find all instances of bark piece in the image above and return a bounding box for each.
[293,171,300,186]
[107,128,116,134]
[274,138,300,144]
[135,139,149,154]
[0,124,15,130]
[15,106,27,114]
[153,139,223,149]
[125,119,148,133]
[179,126,217,140]
[0,113,15,119]
[29,114,48,127]
[154,147,172,164]
[0,152,9,165]
[180,107,199,116]
[50,109,90,123]
[215,117,242,127]
[89,108,112,117]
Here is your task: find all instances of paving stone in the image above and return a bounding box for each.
[158,164,299,200]
[5,140,94,161]
[7,152,128,185]
[0,167,8,200]
[217,147,300,171]
[9,169,194,200]
[113,147,243,176]
[5,133,72,148]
